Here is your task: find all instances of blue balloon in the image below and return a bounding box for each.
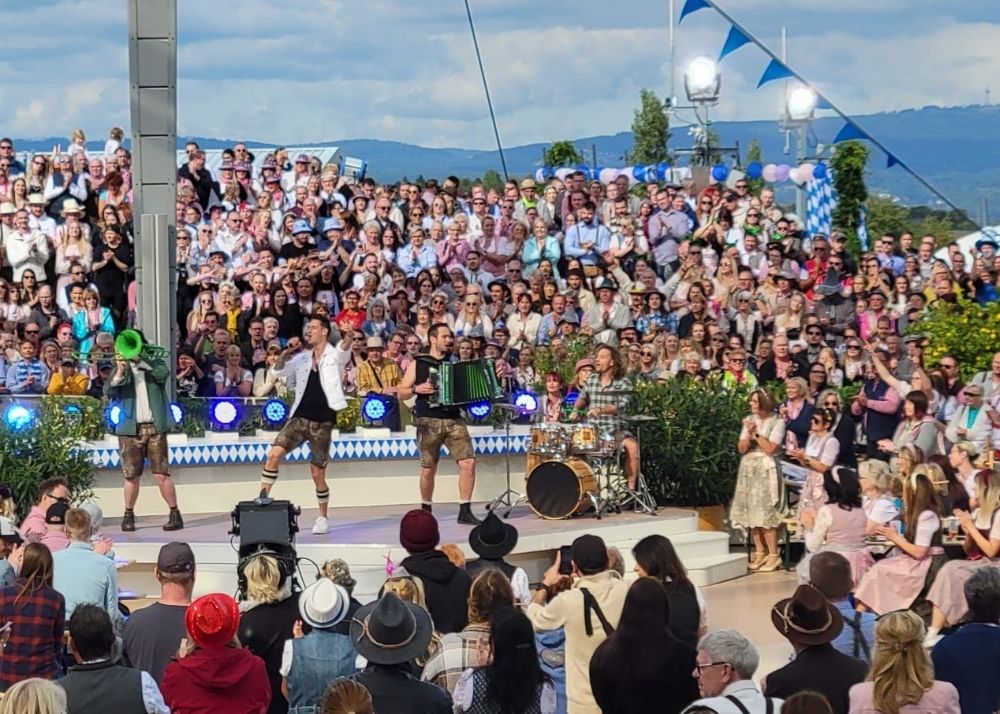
[711,164,729,182]
[746,161,763,180]
[656,163,670,181]
[812,163,827,180]
[632,166,646,181]
[590,166,604,181]
[576,164,589,174]
[541,166,554,180]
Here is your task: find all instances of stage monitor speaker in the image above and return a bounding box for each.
[229,499,300,556]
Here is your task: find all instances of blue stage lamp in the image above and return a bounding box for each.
[362,395,388,422]
[513,391,539,415]
[103,402,124,431]
[468,401,493,421]
[169,402,185,426]
[63,403,82,417]
[209,400,241,430]
[3,403,37,432]
[261,399,289,428]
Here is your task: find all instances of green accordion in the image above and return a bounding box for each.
[429,358,504,407]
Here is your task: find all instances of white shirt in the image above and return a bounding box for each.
[131,362,154,424]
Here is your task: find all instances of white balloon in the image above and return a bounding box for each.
[554,168,572,181]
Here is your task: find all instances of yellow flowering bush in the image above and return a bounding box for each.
[908,297,1000,378]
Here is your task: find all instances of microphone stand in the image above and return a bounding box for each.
[487,403,525,518]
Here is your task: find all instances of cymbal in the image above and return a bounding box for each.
[621,414,657,423]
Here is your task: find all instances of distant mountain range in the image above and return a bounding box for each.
[14,104,998,219]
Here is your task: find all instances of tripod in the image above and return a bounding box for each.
[486,404,526,518]
[618,415,658,515]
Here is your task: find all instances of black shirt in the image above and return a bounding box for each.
[414,355,462,419]
[293,364,335,423]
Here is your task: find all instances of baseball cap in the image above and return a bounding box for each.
[292,219,312,235]
[571,534,608,573]
[157,542,196,574]
[45,501,70,526]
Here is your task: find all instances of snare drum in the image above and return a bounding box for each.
[529,423,566,458]
[598,431,618,456]
[526,458,598,519]
[568,424,599,454]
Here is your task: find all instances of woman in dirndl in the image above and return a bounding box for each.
[789,407,840,534]
[925,468,1000,642]
[730,388,786,573]
[797,466,874,586]
[854,471,945,615]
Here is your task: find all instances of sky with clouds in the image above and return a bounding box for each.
[1,0,998,149]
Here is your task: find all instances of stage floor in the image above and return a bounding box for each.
[104,501,681,549]
[108,501,746,597]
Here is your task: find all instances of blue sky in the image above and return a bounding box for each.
[2,0,998,148]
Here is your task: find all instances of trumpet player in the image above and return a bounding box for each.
[105,330,183,532]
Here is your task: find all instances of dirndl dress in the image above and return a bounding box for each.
[854,510,944,615]
[926,510,1000,625]
[730,415,785,530]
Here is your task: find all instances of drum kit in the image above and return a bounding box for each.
[522,414,658,520]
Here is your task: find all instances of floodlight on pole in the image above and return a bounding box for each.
[684,56,721,105]
[786,86,817,123]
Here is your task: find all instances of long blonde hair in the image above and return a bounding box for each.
[869,611,934,714]
[0,678,67,714]
[974,468,1000,529]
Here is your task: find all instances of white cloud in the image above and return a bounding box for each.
[0,1,994,149]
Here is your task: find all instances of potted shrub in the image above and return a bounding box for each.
[631,379,747,530]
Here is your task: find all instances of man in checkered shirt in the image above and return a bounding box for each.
[573,344,640,489]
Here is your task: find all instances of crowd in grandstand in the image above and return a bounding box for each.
[1,129,1000,712]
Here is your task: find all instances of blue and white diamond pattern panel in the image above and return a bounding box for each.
[89,434,529,469]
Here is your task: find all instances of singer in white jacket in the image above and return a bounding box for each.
[258,315,350,534]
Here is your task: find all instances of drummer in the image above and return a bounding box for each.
[539,371,566,423]
[572,344,640,490]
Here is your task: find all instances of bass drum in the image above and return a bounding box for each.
[526,459,598,520]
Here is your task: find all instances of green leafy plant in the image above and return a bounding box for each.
[531,335,593,392]
[0,401,96,518]
[830,140,870,259]
[629,378,748,507]
[907,297,1000,379]
[631,88,672,164]
[542,140,585,167]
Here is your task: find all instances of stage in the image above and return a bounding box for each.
[84,425,746,600]
[109,502,746,601]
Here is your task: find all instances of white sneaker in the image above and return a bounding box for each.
[312,516,330,535]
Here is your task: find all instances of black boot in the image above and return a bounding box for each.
[121,509,136,532]
[421,503,433,513]
[163,508,184,531]
[457,503,481,526]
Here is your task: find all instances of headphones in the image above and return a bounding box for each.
[236,546,294,600]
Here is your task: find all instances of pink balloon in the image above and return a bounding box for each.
[775,164,791,182]
[762,164,778,182]
[599,167,619,184]
[799,162,815,181]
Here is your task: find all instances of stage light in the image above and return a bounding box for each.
[786,86,817,122]
[210,400,241,429]
[362,395,388,422]
[468,401,492,420]
[103,402,124,430]
[685,56,721,104]
[513,391,539,415]
[261,399,289,428]
[3,403,37,432]
[63,403,82,417]
[169,402,185,425]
